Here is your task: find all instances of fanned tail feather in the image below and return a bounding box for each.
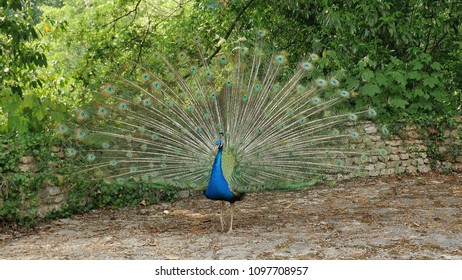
[58,32,383,192]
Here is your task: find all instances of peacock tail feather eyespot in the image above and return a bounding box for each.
[275,54,286,64]
[142,73,150,81]
[76,109,88,121]
[340,90,350,98]
[97,106,108,117]
[310,53,319,61]
[273,83,280,91]
[379,148,388,156]
[206,72,212,78]
[225,81,232,87]
[196,127,201,133]
[279,124,285,129]
[368,108,377,117]
[257,29,267,37]
[102,142,110,149]
[332,129,340,136]
[166,101,172,107]
[110,160,118,165]
[254,84,261,91]
[204,114,209,119]
[130,167,138,172]
[315,78,327,87]
[301,62,313,70]
[360,154,368,162]
[160,163,167,169]
[152,134,159,141]
[153,52,160,60]
[330,78,339,86]
[117,178,124,184]
[211,94,216,99]
[299,118,305,124]
[56,123,68,134]
[177,52,187,60]
[126,152,133,158]
[86,154,96,162]
[256,129,263,134]
[351,132,360,138]
[66,148,77,157]
[382,126,389,134]
[219,55,227,63]
[75,129,86,140]
[101,84,114,96]
[126,134,133,142]
[144,98,152,106]
[312,97,321,104]
[153,81,162,89]
[348,113,358,121]
[118,103,128,111]
[297,85,305,93]
[191,66,197,73]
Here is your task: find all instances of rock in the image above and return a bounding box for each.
[368,156,379,163]
[407,130,420,139]
[385,140,402,147]
[417,165,431,173]
[19,156,35,164]
[399,153,410,160]
[45,186,62,196]
[389,154,400,161]
[54,194,66,203]
[452,163,462,172]
[386,161,400,168]
[178,190,190,199]
[364,125,378,134]
[376,162,386,170]
[406,165,417,173]
[365,164,375,171]
[19,163,39,173]
[380,168,395,176]
[50,146,61,152]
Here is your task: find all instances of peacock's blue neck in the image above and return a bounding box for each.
[204,147,236,201]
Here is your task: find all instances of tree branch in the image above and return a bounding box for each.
[205,0,256,63]
[103,0,143,28]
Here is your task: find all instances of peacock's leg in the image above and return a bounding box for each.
[220,200,227,231]
[227,202,235,233]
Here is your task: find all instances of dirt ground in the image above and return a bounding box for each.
[1,173,461,260]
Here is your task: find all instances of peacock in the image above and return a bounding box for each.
[56,31,384,233]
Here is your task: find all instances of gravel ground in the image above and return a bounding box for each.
[1,173,461,259]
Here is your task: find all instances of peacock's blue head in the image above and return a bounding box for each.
[215,132,225,149]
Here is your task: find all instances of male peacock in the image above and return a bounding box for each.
[57,31,383,233]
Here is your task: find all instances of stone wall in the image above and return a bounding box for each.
[337,120,461,180]
[3,120,462,219]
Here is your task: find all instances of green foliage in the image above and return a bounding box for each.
[0,0,47,96]
[0,132,178,227]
